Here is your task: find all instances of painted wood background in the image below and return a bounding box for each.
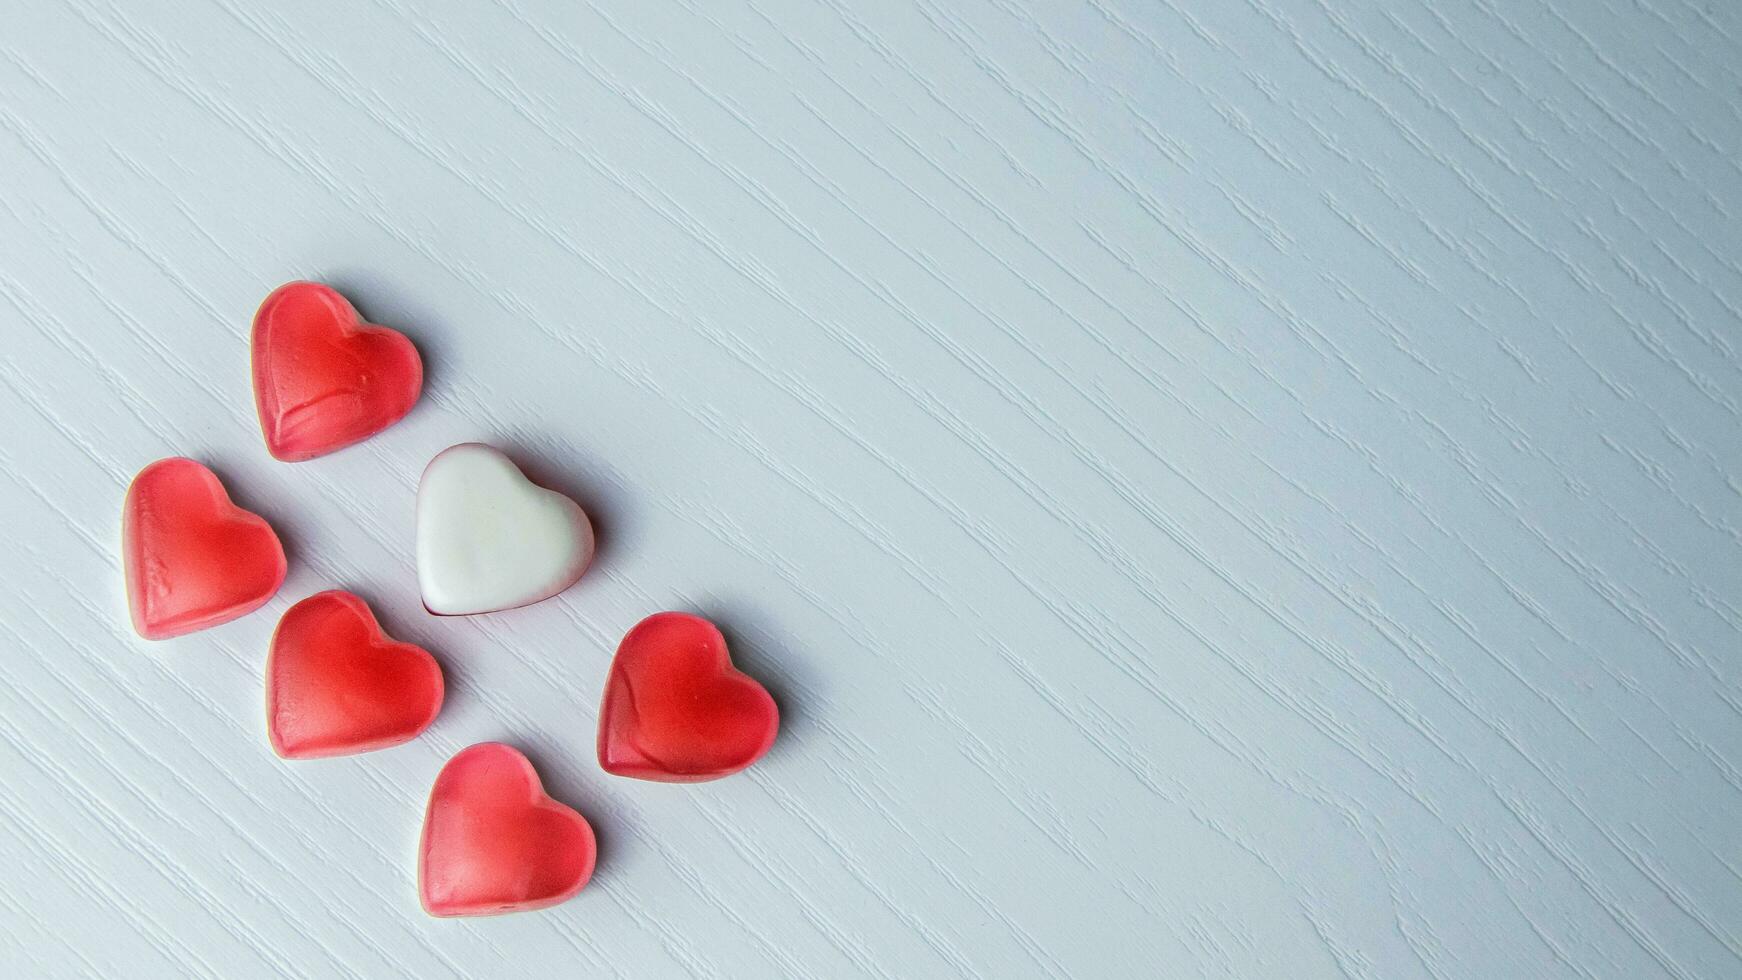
[2,0,1739,976]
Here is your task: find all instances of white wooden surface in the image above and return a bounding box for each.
[2,0,1739,976]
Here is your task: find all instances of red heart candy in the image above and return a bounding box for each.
[419,743,596,917]
[122,458,287,640]
[266,591,443,759]
[597,612,779,782]
[251,281,423,462]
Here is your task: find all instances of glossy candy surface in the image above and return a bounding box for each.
[419,743,596,917]
[122,458,286,640]
[416,443,594,615]
[252,281,422,462]
[266,591,443,759]
[598,612,779,782]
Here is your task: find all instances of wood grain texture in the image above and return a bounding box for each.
[1,0,1738,976]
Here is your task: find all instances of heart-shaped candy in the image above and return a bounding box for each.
[598,612,779,782]
[123,458,287,640]
[252,281,423,462]
[419,742,596,917]
[416,443,594,615]
[266,591,443,759]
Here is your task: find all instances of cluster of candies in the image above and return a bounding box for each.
[120,282,780,917]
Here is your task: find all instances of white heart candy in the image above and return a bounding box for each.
[416,443,595,615]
